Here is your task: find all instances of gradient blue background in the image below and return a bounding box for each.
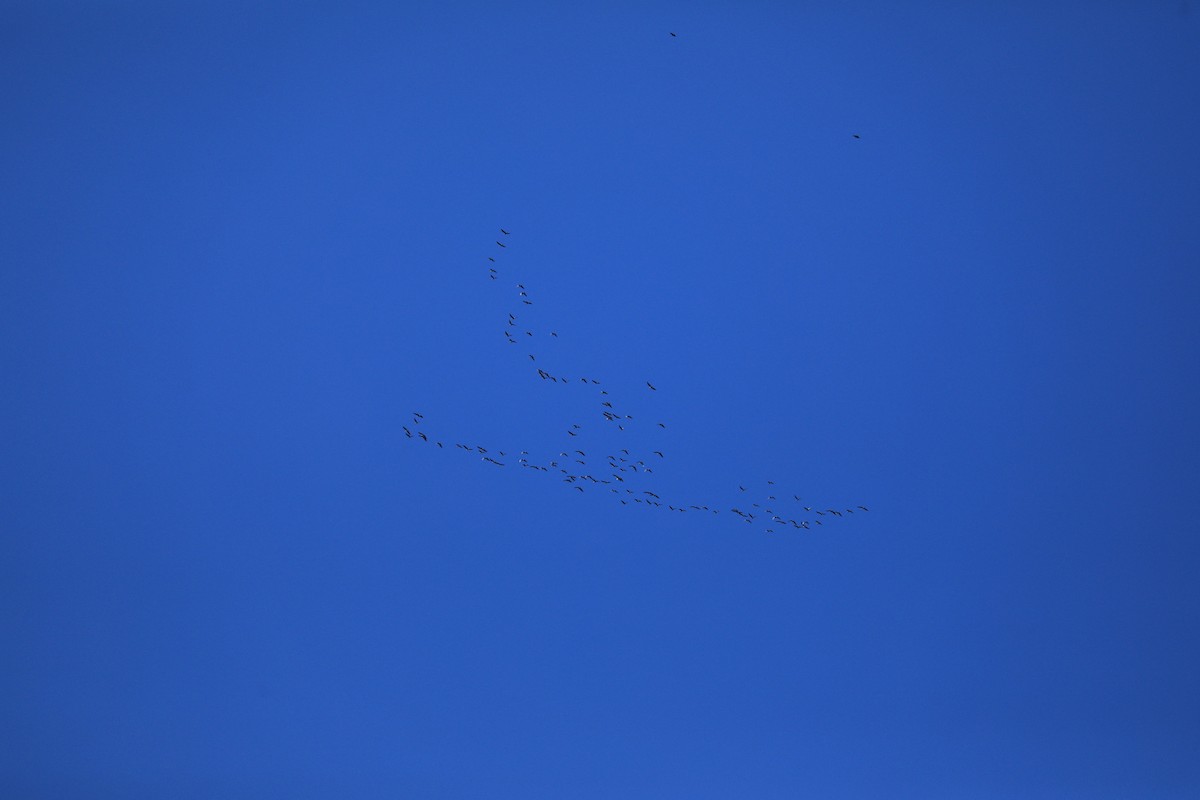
[3,2,1199,797]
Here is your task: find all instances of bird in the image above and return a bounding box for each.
[529,354,535,360]
[500,228,510,235]
[646,381,657,390]
[858,506,870,511]
[657,422,665,428]
[496,241,506,247]
[852,134,861,139]
[653,451,664,458]
[669,32,677,37]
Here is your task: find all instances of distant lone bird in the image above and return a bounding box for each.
[669,32,677,37]
[496,241,506,247]
[852,134,861,139]
[646,381,657,390]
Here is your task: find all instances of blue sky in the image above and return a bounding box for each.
[3,2,1199,797]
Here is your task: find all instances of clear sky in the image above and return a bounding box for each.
[3,2,1199,797]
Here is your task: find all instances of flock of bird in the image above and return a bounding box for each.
[401,224,869,536]
[401,32,868,534]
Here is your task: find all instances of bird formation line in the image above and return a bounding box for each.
[400,227,870,536]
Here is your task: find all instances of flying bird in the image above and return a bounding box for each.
[500,228,510,235]
[496,241,506,247]
[646,382,657,390]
